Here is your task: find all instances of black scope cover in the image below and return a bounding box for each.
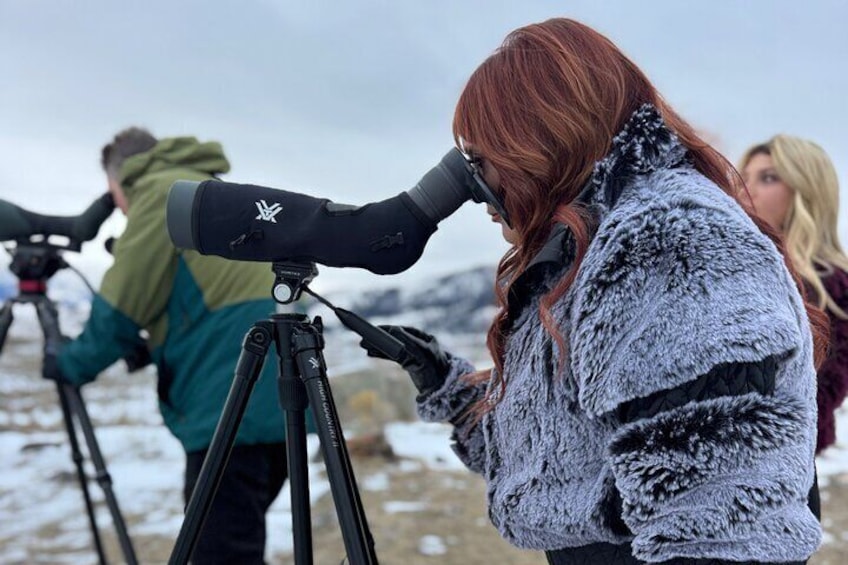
[0,193,114,243]
[192,180,437,275]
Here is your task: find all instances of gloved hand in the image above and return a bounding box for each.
[124,342,152,373]
[361,325,451,397]
[42,335,71,383]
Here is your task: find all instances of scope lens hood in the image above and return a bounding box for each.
[167,180,202,250]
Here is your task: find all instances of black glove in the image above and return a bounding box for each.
[124,342,152,372]
[42,335,71,383]
[361,325,451,397]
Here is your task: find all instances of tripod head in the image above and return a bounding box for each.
[271,262,318,305]
[269,260,407,364]
[1,233,98,358]
[7,241,71,295]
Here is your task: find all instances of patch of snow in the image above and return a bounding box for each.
[418,534,447,556]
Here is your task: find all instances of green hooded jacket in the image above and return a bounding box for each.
[58,137,288,452]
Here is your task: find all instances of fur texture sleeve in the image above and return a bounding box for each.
[609,358,820,561]
[570,173,803,416]
[416,356,488,473]
[570,174,821,561]
[608,392,820,562]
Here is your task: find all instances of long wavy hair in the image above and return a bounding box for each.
[740,135,848,319]
[452,18,830,415]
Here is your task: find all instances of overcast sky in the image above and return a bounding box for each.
[1,0,846,294]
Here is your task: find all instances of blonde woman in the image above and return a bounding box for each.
[741,135,848,455]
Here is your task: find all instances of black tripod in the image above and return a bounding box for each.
[169,262,407,565]
[0,240,138,565]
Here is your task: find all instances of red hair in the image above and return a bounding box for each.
[453,18,829,416]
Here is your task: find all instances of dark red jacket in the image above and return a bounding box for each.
[816,266,848,454]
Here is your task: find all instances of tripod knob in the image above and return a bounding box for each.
[272,281,294,304]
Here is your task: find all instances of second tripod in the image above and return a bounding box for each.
[0,241,138,565]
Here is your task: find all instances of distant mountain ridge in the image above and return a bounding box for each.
[1,263,498,335]
[312,265,498,335]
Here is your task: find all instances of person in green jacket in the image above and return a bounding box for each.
[51,127,288,564]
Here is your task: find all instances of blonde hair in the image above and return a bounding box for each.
[741,134,848,318]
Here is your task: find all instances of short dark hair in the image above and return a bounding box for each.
[101,127,158,179]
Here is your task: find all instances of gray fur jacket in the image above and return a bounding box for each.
[418,105,822,562]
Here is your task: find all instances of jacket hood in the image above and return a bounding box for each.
[119,136,231,192]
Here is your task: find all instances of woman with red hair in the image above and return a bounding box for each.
[366,18,824,564]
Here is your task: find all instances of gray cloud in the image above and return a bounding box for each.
[1,0,846,292]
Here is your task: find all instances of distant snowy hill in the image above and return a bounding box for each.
[1,259,498,348]
[311,265,497,335]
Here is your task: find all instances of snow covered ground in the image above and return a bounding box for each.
[0,300,477,563]
[0,385,467,563]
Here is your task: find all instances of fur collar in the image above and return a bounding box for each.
[521,104,690,276]
[507,105,691,324]
[584,103,689,218]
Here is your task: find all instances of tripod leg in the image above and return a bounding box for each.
[64,384,139,565]
[168,322,273,565]
[0,300,13,355]
[33,297,108,564]
[272,315,313,565]
[293,323,378,565]
[56,382,108,565]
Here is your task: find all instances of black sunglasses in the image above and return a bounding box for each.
[461,153,512,228]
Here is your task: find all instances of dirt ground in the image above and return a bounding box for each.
[52,453,848,565]
[70,461,550,565]
[275,457,848,565]
[287,456,549,565]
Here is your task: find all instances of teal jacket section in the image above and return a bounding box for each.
[155,261,284,452]
[58,137,290,451]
